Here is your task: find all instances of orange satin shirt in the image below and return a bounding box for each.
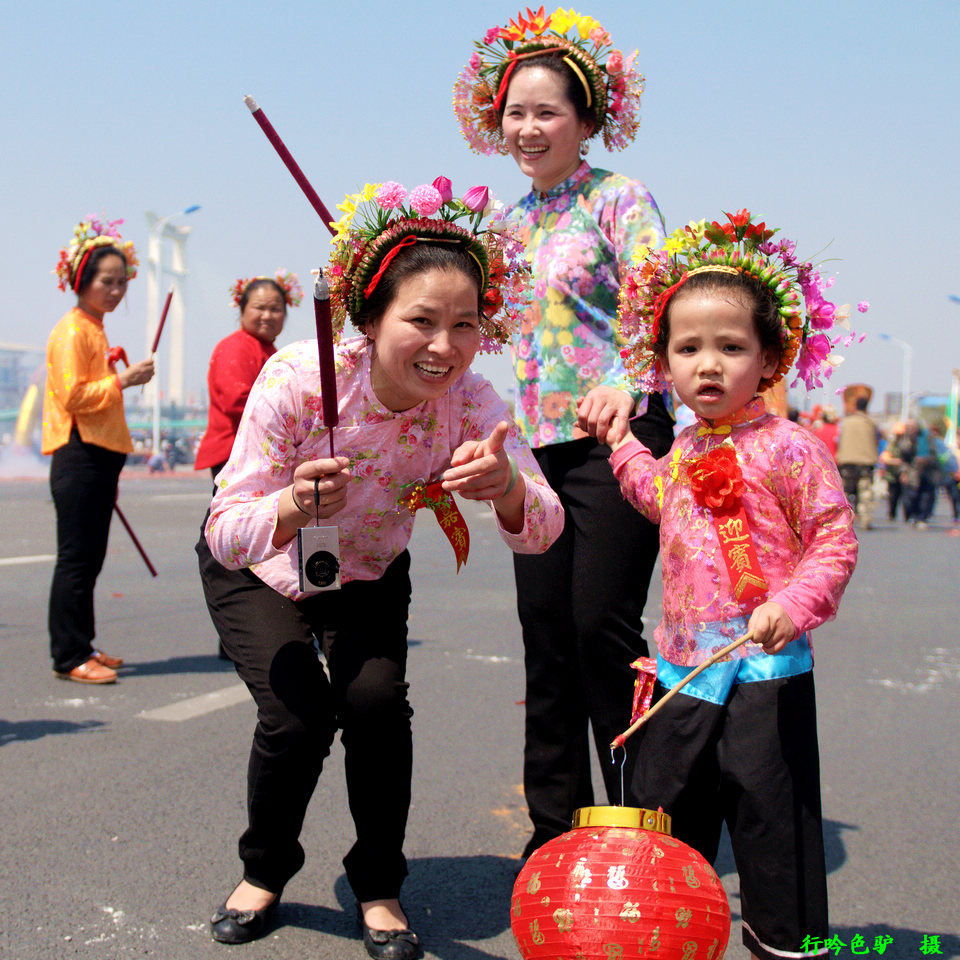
[42,307,132,455]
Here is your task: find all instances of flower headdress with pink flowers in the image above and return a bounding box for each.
[326,176,530,353]
[618,209,869,393]
[54,216,139,292]
[453,6,644,156]
[229,269,303,309]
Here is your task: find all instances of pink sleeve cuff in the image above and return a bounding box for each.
[609,437,647,472]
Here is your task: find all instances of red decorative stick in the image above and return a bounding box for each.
[243,95,336,237]
[113,500,158,577]
[313,269,338,457]
[151,285,175,354]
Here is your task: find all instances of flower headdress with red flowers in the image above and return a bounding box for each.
[229,269,304,309]
[54,216,138,292]
[326,176,530,353]
[618,209,869,394]
[453,7,644,156]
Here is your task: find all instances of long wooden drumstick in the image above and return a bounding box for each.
[243,95,336,236]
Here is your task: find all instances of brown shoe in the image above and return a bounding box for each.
[55,657,118,684]
[92,649,124,668]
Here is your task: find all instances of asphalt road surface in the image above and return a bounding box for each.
[1,465,958,960]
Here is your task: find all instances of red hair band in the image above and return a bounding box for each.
[363,235,418,298]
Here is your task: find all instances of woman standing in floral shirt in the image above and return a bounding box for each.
[203,180,561,957]
[454,7,674,857]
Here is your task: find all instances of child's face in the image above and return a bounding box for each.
[661,292,779,421]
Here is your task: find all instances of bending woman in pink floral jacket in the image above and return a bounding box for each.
[202,183,562,957]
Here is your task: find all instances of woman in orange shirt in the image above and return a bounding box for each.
[43,217,155,684]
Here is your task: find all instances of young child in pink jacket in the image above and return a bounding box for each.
[579,210,864,960]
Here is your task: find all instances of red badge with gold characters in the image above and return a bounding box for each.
[686,445,768,604]
[399,481,470,572]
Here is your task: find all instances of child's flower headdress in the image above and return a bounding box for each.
[54,216,138,292]
[229,269,303,309]
[327,176,530,353]
[618,209,868,393]
[453,7,644,156]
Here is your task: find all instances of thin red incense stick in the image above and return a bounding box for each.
[313,269,338,457]
[151,285,174,354]
[113,501,158,577]
[243,96,336,236]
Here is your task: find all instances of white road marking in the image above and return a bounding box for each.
[139,683,251,721]
[0,554,55,566]
[464,653,520,664]
[868,647,960,693]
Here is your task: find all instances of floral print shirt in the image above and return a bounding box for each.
[610,398,858,666]
[206,337,564,600]
[505,162,665,447]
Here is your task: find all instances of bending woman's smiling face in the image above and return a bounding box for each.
[501,65,593,193]
[366,267,481,412]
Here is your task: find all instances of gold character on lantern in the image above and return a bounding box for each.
[620,901,643,923]
[553,907,574,932]
[529,918,545,945]
[707,937,720,958]
[526,871,542,894]
[607,864,629,889]
[682,940,699,960]
[572,861,593,887]
[683,864,701,888]
[603,944,624,960]
[650,925,662,951]
[512,894,521,917]
[675,907,693,928]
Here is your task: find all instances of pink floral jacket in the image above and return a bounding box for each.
[610,398,858,666]
[206,337,564,599]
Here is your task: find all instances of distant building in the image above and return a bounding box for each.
[0,342,45,426]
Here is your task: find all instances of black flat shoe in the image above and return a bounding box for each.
[357,903,420,960]
[210,896,278,944]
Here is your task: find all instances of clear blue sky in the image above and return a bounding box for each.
[3,0,958,414]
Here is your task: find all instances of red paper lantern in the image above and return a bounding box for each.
[511,806,731,960]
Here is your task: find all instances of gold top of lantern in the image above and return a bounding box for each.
[572,805,672,835]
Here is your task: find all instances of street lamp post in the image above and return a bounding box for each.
[145,205,199,457]
[879,333,912,420]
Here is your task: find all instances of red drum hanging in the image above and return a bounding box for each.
[511,806,731,960]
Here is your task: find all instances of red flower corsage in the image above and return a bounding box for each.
[687,446,744,514]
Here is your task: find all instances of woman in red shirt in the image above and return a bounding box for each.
[195,272,301,659]
[194,273,300,476]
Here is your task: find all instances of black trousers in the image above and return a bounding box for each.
[632,673,828,960]
[48,430,126,672]
[512,396,672,855]
[197,535,414,901]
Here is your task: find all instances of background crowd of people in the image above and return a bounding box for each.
[800,399,960,530]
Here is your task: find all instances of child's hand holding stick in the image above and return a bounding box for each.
[610,631,755,748]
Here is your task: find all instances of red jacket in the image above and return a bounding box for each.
[194,328,276,470]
